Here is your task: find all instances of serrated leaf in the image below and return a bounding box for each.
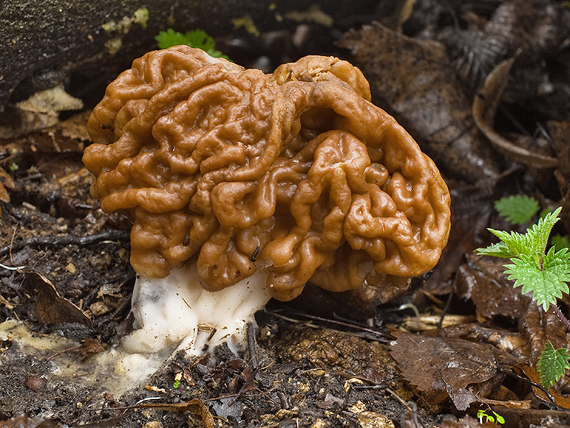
[476,241,513,258]
[485,228,534,259]
[495,195,540,225]
[526,208,562,260]
[505,248,570,311]
[477,208,563,264]
[537,341,570,388]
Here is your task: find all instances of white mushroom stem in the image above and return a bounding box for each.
[120,265,272,358]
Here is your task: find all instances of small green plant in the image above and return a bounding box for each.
[476,409,505,424]
[494,194,540,225]
[537,342,570,388]
[477,207,570,388]
[155,28,230,60]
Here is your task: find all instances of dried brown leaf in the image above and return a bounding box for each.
[390,330,502,410]
[23,271,91,327]
[77,338,105,359]
[521,365,570,410]
[438,323,528,362]
[441,416,498,428]
[472,57,557,168]
[140,400,214,428]
[0,166,14,207]
[519,302,567,362]
[0,183,8,207]
[338,22,501,183]
[456,254,531,321]
[0,414,59,428]
[424,183,496,295]
[550,120,570,233]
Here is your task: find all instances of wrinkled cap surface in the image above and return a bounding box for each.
[83,46,451,301]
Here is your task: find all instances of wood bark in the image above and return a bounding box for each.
[0,0,379,112]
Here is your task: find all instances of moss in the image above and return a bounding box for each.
[285,4,333,27]
[101,6,150,34]
[133,7,149,28]
[231,15,260,37]
[101,6,150,54]
[105,37,123,55]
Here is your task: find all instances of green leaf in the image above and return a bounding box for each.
[537,341,570,388]
[476,241,514,259]
[505,248,570,311]
[495,195,540,225]
[526,208,562,261]
[155,28,230,60]
[493,412,505,424]
[477,208,562,264]
[478,228,534,259]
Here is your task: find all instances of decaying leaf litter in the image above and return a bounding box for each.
[1,0,570,426]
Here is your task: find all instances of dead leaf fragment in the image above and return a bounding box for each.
[521,365,570,410]
[550,120,570,233]
[456,254,531,322]
[0,166,14,214]
[0,167,14,202]
[390,330,502,410]
[140,400,214,428]
[440,416,497,427]
[519,302,567,362]
[472,57,557,168]
[338,22,501,183]
[23,271,91,327]
[0,414,61,428]
[438,323,528,362]
[0,85,84,138]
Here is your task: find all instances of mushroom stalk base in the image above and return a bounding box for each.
[114,266,272,381]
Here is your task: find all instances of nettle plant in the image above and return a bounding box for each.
[477,196,570,388]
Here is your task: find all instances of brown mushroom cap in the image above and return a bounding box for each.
[83,46,451,301]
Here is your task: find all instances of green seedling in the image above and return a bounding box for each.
[476,409,505,424]
[477,207,570,388]
[537,342,570,389]
[155,28,230,60]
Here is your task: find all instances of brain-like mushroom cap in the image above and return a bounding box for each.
[83,46,451,301]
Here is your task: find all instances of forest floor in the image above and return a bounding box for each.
[2,1,570,427]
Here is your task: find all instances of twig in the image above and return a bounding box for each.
[502,368,561,408]
[386,387,412,412]
[0,229,130,258]
[437,281,455,329]
[550,304,570,333]
[0,262,26,270]
[275,308,390,341]
[247,322,258,370]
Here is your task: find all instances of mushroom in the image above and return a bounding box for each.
[83,46,451,366]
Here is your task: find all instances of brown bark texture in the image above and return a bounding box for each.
[0,0,379,112]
